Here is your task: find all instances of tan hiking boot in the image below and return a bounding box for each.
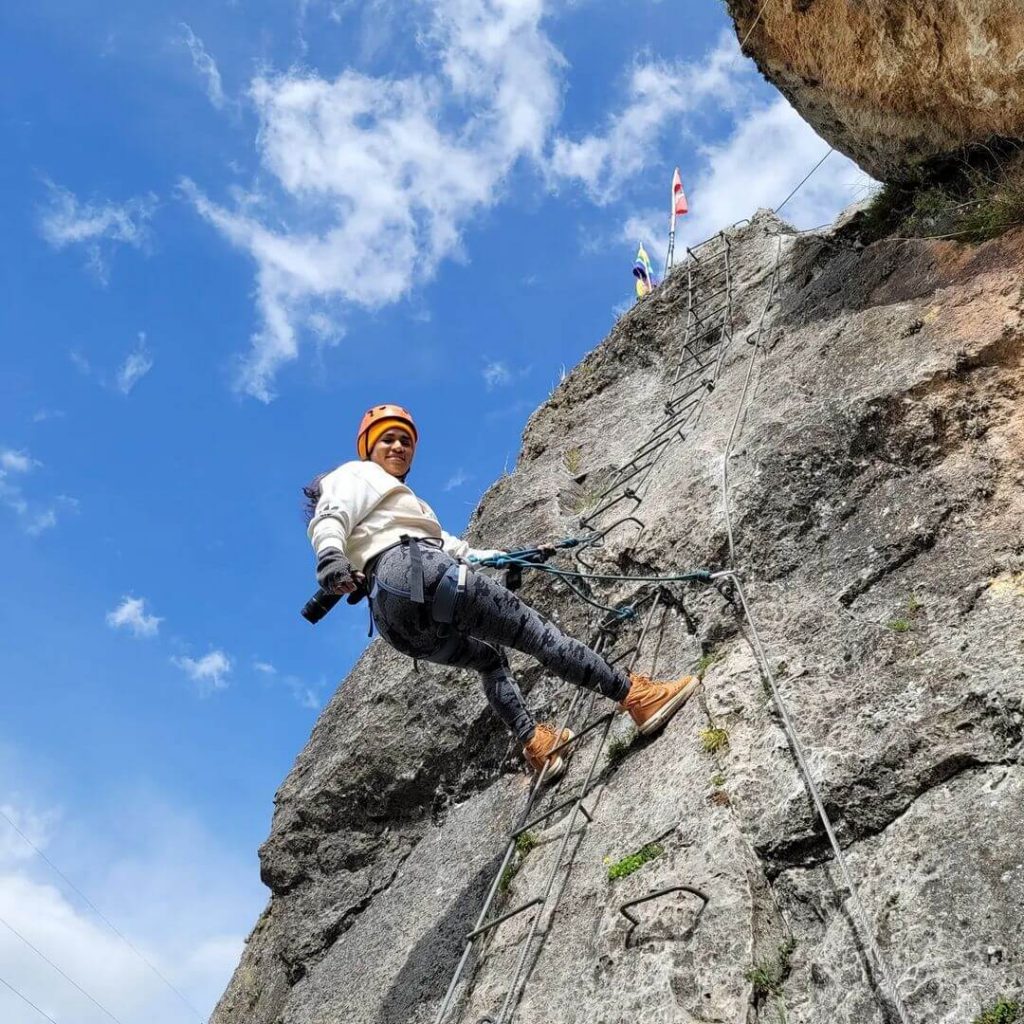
[522,723,575,782]
[620,673,700,735]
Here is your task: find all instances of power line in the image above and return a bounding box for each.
[0,914,127,1024]
[0,807,205,1023]
[0,971,61,1024]
[775,148,835,214]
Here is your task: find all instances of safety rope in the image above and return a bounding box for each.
[721,237,782,564]
[477,550,715,620]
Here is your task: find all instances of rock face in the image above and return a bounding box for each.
[726,0,1024,181]
[211,211,1024,1024]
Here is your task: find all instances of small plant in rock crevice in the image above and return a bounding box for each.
[606,737,634,768]
[700,726,730,754]
[973,999,1022,1024]
[499,831,539,893]
[695,650,725,679]
[567,483,602,513]
[859,151,1024,244]
[607,841,663,881]
[563,446,583,475]
[515,831,538,856]
[746,938,797,1001]
[888,594,924,632]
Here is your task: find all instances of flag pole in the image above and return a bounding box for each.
[666,208,676,275]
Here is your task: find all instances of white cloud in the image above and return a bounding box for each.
[0,788,258,1024]
[115,334,154,394]
[550,34,745,204]
[481,360,530,389]
[443,468,469,491]
[38,182,157,283]
[666,98,874,247]
[253,660,324,708]
[172,651,232,695]
[0,448,61,536]
[549,31,873,262]
[281,675,322,710]
[185,0,564,400]
[0,450,35,474]
[180,23,226,109]
[0,803,57,865]
[69,350,92,376]
[106,596,162,638]
[31,409,65,424]
[482,361,513,388]
[24,509,58,537]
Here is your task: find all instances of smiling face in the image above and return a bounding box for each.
[369,427,416,478]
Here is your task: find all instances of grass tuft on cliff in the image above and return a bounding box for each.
[607,841,663,881]
[746,939,797,1000]
[861,147,1024,244]
[973,999,1022,1024]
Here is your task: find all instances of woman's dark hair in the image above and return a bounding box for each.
[302,473,327,524]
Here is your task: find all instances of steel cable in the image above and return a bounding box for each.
[714,236,914,1024]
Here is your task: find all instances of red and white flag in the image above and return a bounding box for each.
[672,167,689,219]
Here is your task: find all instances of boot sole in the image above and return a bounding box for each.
[538,729,575,784]
[637,678,700,736]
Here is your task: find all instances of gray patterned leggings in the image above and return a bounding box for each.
[369,543,631,743]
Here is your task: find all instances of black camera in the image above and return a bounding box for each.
[301,588,342,624]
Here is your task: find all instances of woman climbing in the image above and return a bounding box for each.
[304,403,699,781]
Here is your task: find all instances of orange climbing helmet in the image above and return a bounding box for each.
[356,404,418,461]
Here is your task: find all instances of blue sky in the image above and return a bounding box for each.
[0,2,872,1020]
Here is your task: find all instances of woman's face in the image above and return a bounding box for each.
[370,427,415,478]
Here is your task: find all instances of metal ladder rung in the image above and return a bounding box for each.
[695,284,730,304]
[691,303,728,326]
[696,264,729,287]
[548,712,615,756]
[580,487,642,528]
[512,796,594,839]
[466,897,544,941]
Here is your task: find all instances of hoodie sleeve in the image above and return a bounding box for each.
[307,463,388,558]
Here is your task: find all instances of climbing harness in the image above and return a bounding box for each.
[365,536,467,643]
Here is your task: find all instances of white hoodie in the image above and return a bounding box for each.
[307,460,504,571]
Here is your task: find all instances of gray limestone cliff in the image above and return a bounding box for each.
[211,210,1024,1024]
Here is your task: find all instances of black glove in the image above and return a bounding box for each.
[316,549,356,595]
